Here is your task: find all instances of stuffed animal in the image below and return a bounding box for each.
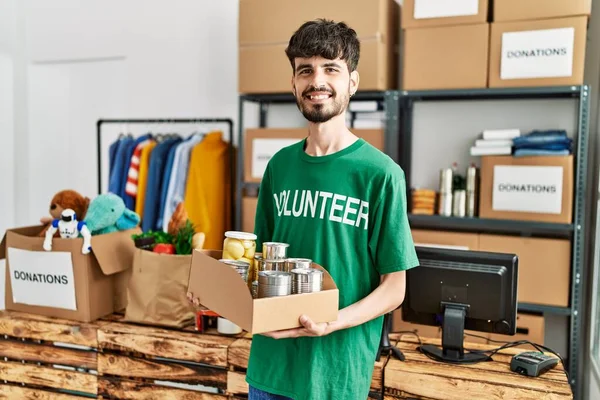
[39,190,90,237]
[84,193,140,235]
[43,209,92,254]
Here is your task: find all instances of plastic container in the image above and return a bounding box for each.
[222,231,257,284]
[218,317,243,335]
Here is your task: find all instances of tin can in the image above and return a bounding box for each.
[291,268,323,294]
[257,271,292,298]
[262,242,290,260]
[284,258,312,272]
[219,259,250,282]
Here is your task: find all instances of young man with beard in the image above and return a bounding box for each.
[246,19,419,400]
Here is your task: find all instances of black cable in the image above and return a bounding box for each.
[398,330,569,380]
[463,333,569,381]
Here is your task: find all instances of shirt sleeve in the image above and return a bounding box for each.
[368,167,420,275]
[254,163,275,250]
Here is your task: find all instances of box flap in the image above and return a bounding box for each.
[91,228,141,276]
[1,225,47,259]
[188,250,254,332]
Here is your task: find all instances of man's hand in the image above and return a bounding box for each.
[261,315,333,339]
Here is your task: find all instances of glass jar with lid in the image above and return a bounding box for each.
[222,231,257,285]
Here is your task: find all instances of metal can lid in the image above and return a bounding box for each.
[262,242,290,248]
[224,231,257,241]
[219,259,250,268]
[285,258,312,268]
[258,270,291,284]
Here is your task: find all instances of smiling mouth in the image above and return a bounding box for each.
[304,92,332,101]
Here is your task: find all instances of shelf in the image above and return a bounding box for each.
[402,85,585,101]
[409,214,574,239]
[518,303,571,316]
[241,90,397,103]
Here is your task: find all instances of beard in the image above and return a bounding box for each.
[295,85,350,123]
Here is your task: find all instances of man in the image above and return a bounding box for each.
[247,19,419,399]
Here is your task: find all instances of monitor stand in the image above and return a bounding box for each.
[419,303,491,364]
[376,312,405,362]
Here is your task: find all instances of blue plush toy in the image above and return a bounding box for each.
[84,193,140,235]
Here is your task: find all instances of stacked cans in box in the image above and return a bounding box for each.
[252,242,323,298]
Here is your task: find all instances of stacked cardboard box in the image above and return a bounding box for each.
[401,0,490,90]
[238,0,399,94]
[401,0,590,90]
[489,0,590,88]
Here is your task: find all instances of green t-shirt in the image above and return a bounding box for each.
[247,138,419,399]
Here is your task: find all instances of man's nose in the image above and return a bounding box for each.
[310,68,327,88]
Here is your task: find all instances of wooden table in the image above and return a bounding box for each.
[0,311,573,399]
[384,333,573,400]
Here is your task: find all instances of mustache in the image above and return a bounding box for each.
[302,86,335,97]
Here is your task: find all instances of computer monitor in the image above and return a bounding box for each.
[402,246,519,364]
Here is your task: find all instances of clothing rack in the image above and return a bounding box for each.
[96,117,235,230]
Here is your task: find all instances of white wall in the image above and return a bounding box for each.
[0,0,17,235]
[6,0,239,225]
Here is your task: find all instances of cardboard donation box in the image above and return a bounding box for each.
[401,23,489,90]
[239,0,398,93]
[124,249,195,328]
[187,250,339,334]
[489,16,587,88]
[0,225,139,322]
[244,128,385,183]
[479,155,573,224]
[493,0,591,22]
[401,0,489,28]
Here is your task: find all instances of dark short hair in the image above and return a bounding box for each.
[285,19,360,72]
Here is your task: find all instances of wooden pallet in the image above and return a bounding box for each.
[384,334,573,400]
[96,315,237,399]
[226,334,387,399]
[0,310,99,399]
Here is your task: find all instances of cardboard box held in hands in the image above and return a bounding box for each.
[0,225,140,322]
[187,250,339,334]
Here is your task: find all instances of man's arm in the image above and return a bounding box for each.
[262,270,406,339]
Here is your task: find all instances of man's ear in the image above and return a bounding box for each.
[350,70,360,95]
[292,80,296,96]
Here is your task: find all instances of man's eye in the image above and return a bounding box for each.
[326,68,337,73]
[299,70,311,75]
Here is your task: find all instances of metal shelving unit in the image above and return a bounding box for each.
[408,214,574,239]
[399,85,590,400]
[235,90,401,230]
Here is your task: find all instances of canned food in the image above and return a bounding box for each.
[257,271,292,298]
[284,258,312,272]
[219,259,250,283]
[257,259,286,272]
[291,268,323,294]
[262,242,289,260]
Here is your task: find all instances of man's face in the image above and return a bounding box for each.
[291,56,359,123]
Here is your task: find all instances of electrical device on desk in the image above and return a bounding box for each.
[510,351,559,377]
[402,246,519,364]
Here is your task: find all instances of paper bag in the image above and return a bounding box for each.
[124,249,195,328]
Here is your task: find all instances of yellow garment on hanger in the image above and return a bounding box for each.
[184,131,231,249]
[135,140,157,218]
